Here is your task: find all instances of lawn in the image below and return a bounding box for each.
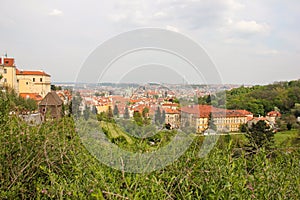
[274,129,299,147]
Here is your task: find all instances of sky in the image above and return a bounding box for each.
[0,0,300,85]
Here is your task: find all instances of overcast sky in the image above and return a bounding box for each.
[1,0,299,85]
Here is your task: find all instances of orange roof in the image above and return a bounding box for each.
[164,108,180,114]
[16,68,50,77]
[181,105,253,118]
[162,103,179,107]
[267,111,281,117]
[20,93,43,101]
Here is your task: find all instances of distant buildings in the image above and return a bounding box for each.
[179,105,253,133]
[0,56,51,99]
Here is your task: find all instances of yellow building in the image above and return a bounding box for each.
[0,57,18,91]
[0,57,51,98]
[164,108,180,129]
[181,105,253,133]
[16,69,51,98]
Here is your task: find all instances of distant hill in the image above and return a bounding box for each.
[223,80,300,116]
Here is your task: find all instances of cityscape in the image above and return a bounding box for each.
[1,0,300,199]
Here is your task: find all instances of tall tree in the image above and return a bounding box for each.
[113,105,119,117]
[245,120,275,151]
[133,111,143,126]
[91,105,98,115]
[160,110,166,124]
[107,106,113,120]
[208,112,217,131]
[155,107,162,124]
[124,106,130,119]
[83,105,90,120]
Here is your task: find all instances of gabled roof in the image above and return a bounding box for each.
[16,68,50,77]
[39,92,63,106]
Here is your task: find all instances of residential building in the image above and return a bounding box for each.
[164,108,180,129]
[16,69,51,97]
[0,56,51,98]
[181,105,253,133]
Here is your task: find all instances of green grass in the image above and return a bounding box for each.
[274,129,299,147]
[100,121,134,144]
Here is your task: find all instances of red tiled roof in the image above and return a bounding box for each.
[164,108,180,114]
[20,93,43,101]
[181,105,253,118]
[16,68,50,77]
[267,111,281,117]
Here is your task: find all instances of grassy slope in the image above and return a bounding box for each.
[1,117,300,199]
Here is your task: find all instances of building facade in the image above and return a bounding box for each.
[16,69,51,97]
[0,57,51,98]
[181,105,253,133]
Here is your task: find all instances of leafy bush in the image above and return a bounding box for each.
[0,110,300,199]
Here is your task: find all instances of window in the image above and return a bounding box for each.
[40,78,42,82]
[26,82,28,85]
[4,69,7,74]
[17,79,19,83]
[33,78,35,82]
[4,78,7,82]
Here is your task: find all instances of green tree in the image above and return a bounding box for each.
[208,112,217,131]
[245,120,275,151]
[113,104,119,117]
[71,92,82,118]
[83,105,90,120]
[155,107,162,125]
[160,110,166,125]
[91,105,97,115]
[206,94,211,105]
[107,106,113,120]
[133,111,143,126]
[124,106,130,119]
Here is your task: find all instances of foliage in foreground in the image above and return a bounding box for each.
[1,115,300,199]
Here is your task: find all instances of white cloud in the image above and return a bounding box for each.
[234,20,270,34]
[220,18,270,38]
[108,0,245,30]
[48,9,63,16]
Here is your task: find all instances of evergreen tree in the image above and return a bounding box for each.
[91,105,98,115]
[113,105,119,117]
[133,111,143,126]
[208,112,217,131]
[206,94,212,105]
[155,107,162,124]
[107,106,113,120]
[245,120,274,151]
[124,106,130,119]
[160,110,166,124]
[83,105,90,120]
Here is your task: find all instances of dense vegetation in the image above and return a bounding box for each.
[0,89,37,113]
[199,79,300,116]
[1,90,300,199]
